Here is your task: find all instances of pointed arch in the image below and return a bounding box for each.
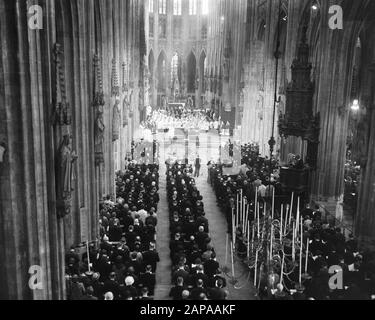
[186,51,197,93]
[199,50,207,92]
[148,49,155,81]
[157,50,167,93]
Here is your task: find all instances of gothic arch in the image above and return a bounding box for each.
[157,50,167,93]
[199,50,207,92]
[186,51,197,93]
[148,49,155,80]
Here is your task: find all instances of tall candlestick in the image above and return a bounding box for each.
[299,217,303,285]
[86,241,91,273]
[247,222,250,259]
[257,203,260,238]
[280,204,283,241]
[251,225,254,253]
[225,233,229,265]
[254,250,258,286]
[271,187,275,220]
[270,225,273,262]
[289,192,294,225]
[284,204,289,236]
[292,222,295,262]
[231,241,235,278]
[232,212,235,248]
[296,197,300,235]
[280,253,285,282]
[236,193,239,228]
[305,238,309,274]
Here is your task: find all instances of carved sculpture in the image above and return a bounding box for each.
[93,54,105,165]
[56,134,77,219]
[53,44,71,126]
[112,99,121,141]
[53,43,76,218]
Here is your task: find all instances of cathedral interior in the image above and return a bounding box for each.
[1,0,375,301]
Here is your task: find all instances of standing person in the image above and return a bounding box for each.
[194,155,201,178]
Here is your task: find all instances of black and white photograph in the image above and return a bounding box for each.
[0,0,375,306]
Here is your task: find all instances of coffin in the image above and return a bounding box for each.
[280,167,309,193]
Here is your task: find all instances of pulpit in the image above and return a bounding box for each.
[278,27,320,169]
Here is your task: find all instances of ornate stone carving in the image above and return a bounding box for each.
[53,43,71,127]
[112,99,121,141]
[93,54,105,165]
[56,134,77,219]
[122,61,129,93]
[111,59,120,97]
[278,27,320,169]
[123,95,130,127]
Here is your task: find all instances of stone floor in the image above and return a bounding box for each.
[153,131,257,300]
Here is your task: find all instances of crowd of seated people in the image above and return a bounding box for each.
[260,207,375,300]
[344,159,361,211]
[65,163,160,300]
[166,161,228,300]
[208,143,375,300]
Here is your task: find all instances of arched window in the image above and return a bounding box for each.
[171,53,180,80]
[202,0,209,15]
[189,0,197,15]
[173,0,182,15]
[149,0,154,13]
[159,0,166,14]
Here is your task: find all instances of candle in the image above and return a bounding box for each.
[231,241,235,278]
[280,204,283,241]
[254,250,258,286]
[251,225,254,253]
[270,225,273,262]
[292,222,295,262]
[284,204,289,236]
[86,241,91,273]
[289,192,294,225]
[236,193,239,227]
[232,213,236,248]
[247,222,250,259]
[243,202,246,235]
[225,233,229,265]
[305,238,310,274]
[272,187,275,220]
[257,203,260,238]
[296,197,300,235]
[299,217,303,285]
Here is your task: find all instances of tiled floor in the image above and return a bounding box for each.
[153,131,257,300]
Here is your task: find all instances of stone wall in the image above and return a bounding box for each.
[0,0,145,300]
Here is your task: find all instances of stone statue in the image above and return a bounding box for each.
[94,104,105,162]
[112,99,121,141]
[56,135,77,218]
[123,95,129,126]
